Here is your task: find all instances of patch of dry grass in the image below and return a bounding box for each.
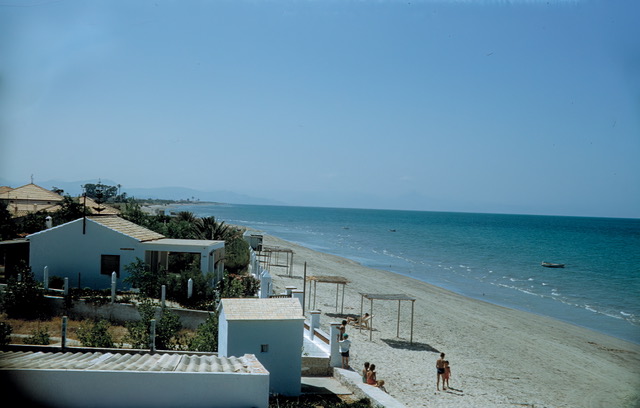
[0,313,198,346]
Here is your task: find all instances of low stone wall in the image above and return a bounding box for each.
[301,356,331,376]
[333,368,407,408]
[44,296,211,330]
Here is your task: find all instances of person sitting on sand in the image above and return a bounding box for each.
[436,352,446,391]
[443,360,451,389]
[347,313,369,326]
[366,364,386,390]
[362,362,370,383]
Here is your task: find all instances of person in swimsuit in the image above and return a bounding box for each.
[362,362,370,383]
[436,352,446,391]
[338,333,351,369]
[367,364,386,389]
[338,320,347,341]
[443,360,451,389]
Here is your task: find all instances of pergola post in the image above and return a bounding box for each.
[410,300,415,344]
[360,293,416,343]
[369,297,373,341]
[397,300,401,338]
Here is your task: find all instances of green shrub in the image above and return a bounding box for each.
[0,321,12,346]
[188,312,219,352]
[23,325,50,345]
[125,298,183,350]
[166,267,216,309]
[218,271,260,299]
[49,275,65,289]
[224,234,250,274]
[0,262,49,320]
[77,319,114,348]
[123,258,165,298]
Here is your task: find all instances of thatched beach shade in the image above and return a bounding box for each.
[359,293,416,344]
[306,275,350,313]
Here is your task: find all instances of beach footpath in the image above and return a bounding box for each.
[261,233,640,408]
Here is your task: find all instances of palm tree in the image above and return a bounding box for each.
[197,216,230,240]
[176,211,197,223]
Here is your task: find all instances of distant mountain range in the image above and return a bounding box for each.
[0,178,283,206]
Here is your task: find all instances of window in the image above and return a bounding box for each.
[101,255,120,277]
[261,344,269,353]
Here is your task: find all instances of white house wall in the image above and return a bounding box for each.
[220,318,303,396]
[28,219,144,290]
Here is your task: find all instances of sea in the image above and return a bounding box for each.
[168,203,640,344]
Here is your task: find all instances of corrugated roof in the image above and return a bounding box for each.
[88,216,165,242]
[0,350,266,374]
[221,298,304,321]
[0,183,63,202]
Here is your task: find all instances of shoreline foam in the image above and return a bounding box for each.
[260,232,640,408]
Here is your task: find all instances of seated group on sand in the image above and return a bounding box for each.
[362,362,386,392]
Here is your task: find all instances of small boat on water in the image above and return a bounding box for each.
[541,262,565,268]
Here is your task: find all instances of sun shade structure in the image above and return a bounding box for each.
[359,293,416,344]
[257,246,294,276]
[307,275,350,313]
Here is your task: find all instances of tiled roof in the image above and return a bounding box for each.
[221,298,304,321]
[77,196,120,215]
[88,216,165,242]
[0,186,12,194]
[0,350,266,374]
[0,183,63,202]
[4,203,60,217]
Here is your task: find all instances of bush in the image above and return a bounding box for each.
[218,271,260,299]
[123,258,165,299]
[0,321,12,346]
[224,234,250,274]
[23,325,50,345]
[0,262,49,320]
[77,319,114,348]
[49,275,65,289]
[125,298,183,350]
[166,267,217,309]
[188,312,219,352]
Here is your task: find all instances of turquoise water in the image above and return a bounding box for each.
[172,204,640,344]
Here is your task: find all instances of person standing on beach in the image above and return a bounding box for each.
[338,320,347,341]
[443,360,451,389]
[339,334,351,369]
[436,352,446,391]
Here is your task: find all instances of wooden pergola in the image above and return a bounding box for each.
[306,275,350,313]
[359,293,416,344]
[257,246,294,276]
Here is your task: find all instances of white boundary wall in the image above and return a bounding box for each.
[7,369,269,408]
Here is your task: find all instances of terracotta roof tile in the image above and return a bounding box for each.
[221,298,304,321]
[88,216,165,242]
[0,183,63,202]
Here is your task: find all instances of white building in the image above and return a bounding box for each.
[0,349,269,408]
[218,298,305,396]
[27,216,225,290]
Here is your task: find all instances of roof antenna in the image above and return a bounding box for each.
[30,174,34,184]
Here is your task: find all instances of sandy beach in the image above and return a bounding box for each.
[259,233,640,408]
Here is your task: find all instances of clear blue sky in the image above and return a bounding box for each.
[1,0,638,218]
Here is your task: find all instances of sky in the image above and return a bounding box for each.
[1,0,639,218]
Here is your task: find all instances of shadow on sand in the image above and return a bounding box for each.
[276,274,303,280]
[381,338,439,352]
